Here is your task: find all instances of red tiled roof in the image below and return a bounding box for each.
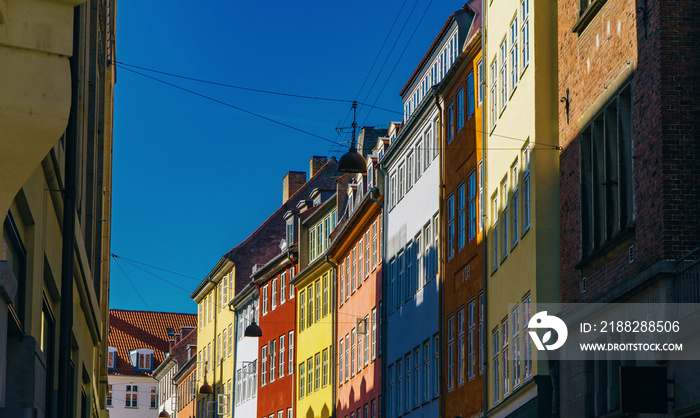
[108,309,197,377]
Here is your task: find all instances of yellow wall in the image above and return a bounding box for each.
[485,0,559,410]
[194,261,236,411]
[295,263,335,418]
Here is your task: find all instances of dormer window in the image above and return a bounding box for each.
[129,348,154,371]
[286,219,295,244]
[108,347,117,370]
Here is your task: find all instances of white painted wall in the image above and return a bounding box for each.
[108,375,159,418]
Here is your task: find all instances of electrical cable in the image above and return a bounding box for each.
[118,65,347,147]
[111,253,201,281]
[117,257,194,293]
[361,0,436,126]
[115,61,402,116]
[114,257,150,310]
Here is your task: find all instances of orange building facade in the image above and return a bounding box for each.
[439,5,485,416]
[329,158,383,418]
[174,356,197,418]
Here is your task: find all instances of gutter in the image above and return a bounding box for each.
[325,254,338,418]
[376,162,389,418]
[481,2,489,414]
[435,90,446,418]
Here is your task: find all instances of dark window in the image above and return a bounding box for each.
[580,84,633,259]
[466,71,475,118]
[446,101,454,144]
[3,215,26,326]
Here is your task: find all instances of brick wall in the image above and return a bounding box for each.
[558,0,700,304]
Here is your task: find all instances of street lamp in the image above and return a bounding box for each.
[338,101,367,173]
[244,321,263,337]
[199,361,213,394]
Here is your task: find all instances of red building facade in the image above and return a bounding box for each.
[329,157,383,418]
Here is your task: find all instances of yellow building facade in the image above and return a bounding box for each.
[292,196,337,418]
[191,258,236,417]
[484,0,559,414]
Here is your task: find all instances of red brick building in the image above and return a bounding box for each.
[558,0,700,414]
[439,2,483,416]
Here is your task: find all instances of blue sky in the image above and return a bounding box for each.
[111,1,465,313]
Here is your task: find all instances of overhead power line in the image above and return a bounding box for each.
[113,257,149,310]
[111,253,201,281]
[115,61,402,116]
[118,65,346,147]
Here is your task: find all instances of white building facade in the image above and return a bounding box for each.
[231,283,259,418]
[108,375,159,417]
[381,8,474,418]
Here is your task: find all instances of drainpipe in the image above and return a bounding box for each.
[325,255,338,418]
[435,89,446,418]
[376,162,388,418]
[481,5,489,416]
[369,187,384,208]
[57,10,80,416]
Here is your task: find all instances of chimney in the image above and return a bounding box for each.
[283,171,306,203]
[309,156,327,178]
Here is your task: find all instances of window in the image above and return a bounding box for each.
[346,256,351,300]
[407,152,414,190]
[358,240,364,284]
[490,59,497,129]
[364,231,371,278]
[447,193,455,260]
[397,252,405,308]
[352,248,357,292]
[447,314,455,391]
[413,347,420,407]
[423,340,430,403]
[398,163,406,201]
[580,86,633,258]
[314,353,321,391]
[107,348,117,369]
[446,100,454,143]
[468,300,476,379]
[322,348,329,387]
[457,88,464,132]
[511,162,519,249]
[404,353,411,413]
[371,308,377,360]
[396,359,403,414]
[523,294,533,379]
[351,328,356,376]
[467,71,475,118]
[457,307,465,386]
[299,362,305,399]
[307,284,313,327]
[492,193,499,270]
[457,182,466,251]
[289,331,295,376]
[522,144,531,234]
[222,274,229,308]
[478,161,484,232]
[272,279,278,311]
[502,319,510,396]
[432,334,440,398]
[521,0,530,70]
[261,345,268,386]
[405,243,413,301]
[345,334,350,381]
[286,219,294,244]
[510,16,519,93]
[315,279,321,322]
[501,179,509,261]
[493,328,500,404]
[372,221,378,269]
[150,386,157,408]
[125,385,138,408]
[415,141,423,181]
[323,274,329,317]
[364,315,369,366]
[388,365,394,417]
[270,340,276,382]
[107,384,112,407]
[466,171,477,241]
[222,329,227,359]
[512,306,521,388]
[499,39,507,111]
[288,408,293,418]
[290,268,295,299]
[262,285,269,316]
[307,358,313,395]
[299,290,306,331]
[340,260,345,304]
[339,339,345,384]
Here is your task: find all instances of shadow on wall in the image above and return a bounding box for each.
[305,404,331,418]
